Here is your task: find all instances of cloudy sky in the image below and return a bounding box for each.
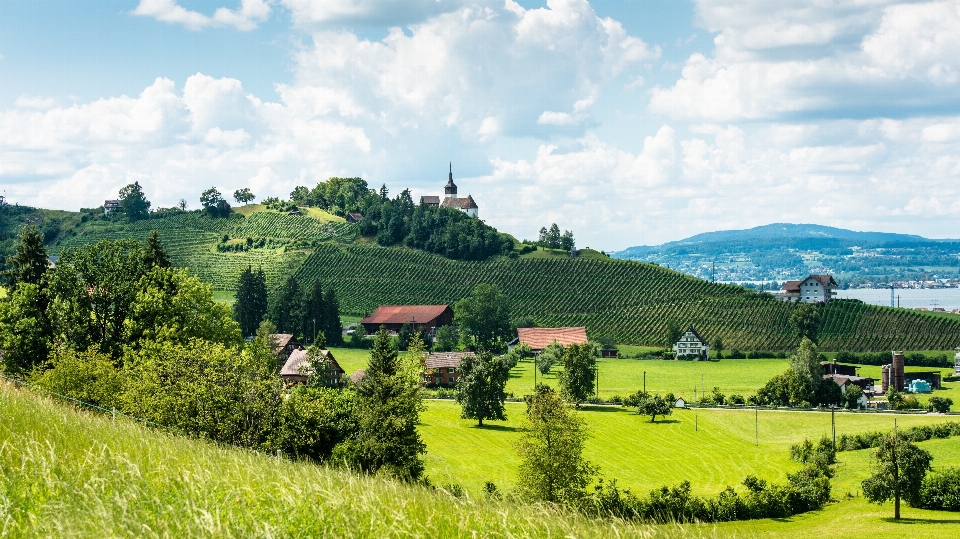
[2,0,960,250]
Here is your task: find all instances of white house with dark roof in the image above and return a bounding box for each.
[421,163,479,217]
[672,326,709,359]
[779,275,838,303]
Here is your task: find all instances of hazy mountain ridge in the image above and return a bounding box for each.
[614,224,960,284]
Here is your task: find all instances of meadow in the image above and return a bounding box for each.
[5,383,960,539]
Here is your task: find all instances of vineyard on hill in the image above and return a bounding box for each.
[25,207,960,351]
[292,243,960,351]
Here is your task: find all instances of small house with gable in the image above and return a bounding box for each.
[280,348,345,387]
[779,275,838,303]
[269,333,303,363]
[422,351,474,388]
[672,326,709,359]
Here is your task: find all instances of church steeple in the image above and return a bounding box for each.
[444,162,458,198]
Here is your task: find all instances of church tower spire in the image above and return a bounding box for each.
[444,162,458,198]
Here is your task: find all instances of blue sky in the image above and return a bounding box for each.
[2,0,960,250]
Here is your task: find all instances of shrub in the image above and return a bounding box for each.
[727,349,746,359]
[920,468,960,511]
[928,396,953,413]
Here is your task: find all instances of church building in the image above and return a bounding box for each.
[419,163,479,217]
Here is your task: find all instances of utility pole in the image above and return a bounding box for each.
[831,406,836,447]
[312,319,316,345]
[755,404,759,446]
[643,371,646,394]
[893,417,900,519]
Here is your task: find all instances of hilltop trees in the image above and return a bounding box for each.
[455,284,512,353]
[233,188,256,205]
[118,182,151,221]
[455,351,511,427]
[200,187,232,218]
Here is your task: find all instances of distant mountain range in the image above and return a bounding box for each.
[613,224,960,285]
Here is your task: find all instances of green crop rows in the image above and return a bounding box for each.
[231,212,357,242]
[293,243,960,351]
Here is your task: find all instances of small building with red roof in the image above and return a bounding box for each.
[360,304,454,334]
[779,275,838,303]
[515,327,589,353]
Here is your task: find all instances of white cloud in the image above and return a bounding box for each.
[280,0,465,26]
[651,1,960,122]
[132,0,271,31]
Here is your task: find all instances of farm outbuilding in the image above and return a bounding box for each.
[360,305,454,334]
[279,349,345,387]
[515,327,589,353]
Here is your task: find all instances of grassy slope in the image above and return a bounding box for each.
[4,384,960,538]
[8,205,956,351]
[0,384,699,539]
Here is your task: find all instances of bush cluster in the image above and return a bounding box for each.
[919,468,960,511]
[836,422,960,452]
[585,465,831,523]
[834,350,952,368]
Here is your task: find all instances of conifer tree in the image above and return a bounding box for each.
[268,276,304,338]
[143,230,171,269]
[335,326,426,481]
[323,287,342,345]
[234,266,268,337]
[302,280,326,345]
[3,225,48,289]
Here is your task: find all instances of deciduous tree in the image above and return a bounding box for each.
[790,303,820,344]
[558,342,597,406]
[118,181,151,221]
[456,351,511,427]
[862,434,933,519]
[454,283,512,353]
[516,385,596,504]
[233,188,256,205]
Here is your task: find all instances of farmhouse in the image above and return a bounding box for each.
[269,333,303,363]
[360,305,454,334]
[672,326,709,359]
[821,359,875,393]
[346,212,364,223]
[422,351,474,388]
[419,196,440,207]
[515,326,589,353]
[779,275,838,303]
[279,348,345,387]
[103,199,120,213]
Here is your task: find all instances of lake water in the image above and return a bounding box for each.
[835,288,960,310]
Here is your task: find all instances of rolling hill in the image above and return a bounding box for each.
[614,223,960,284]
[3,205,960,350]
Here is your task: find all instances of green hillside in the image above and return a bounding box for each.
[3,205,959,350]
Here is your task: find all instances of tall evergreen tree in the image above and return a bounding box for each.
[303,280,326,345]
[323,287,342,345]
[234,266,268,337]
[144,231,171,269]
[268,276,304,338]
[3,225,48,289]
[335,326,426,481]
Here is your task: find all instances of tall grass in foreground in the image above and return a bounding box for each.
[0,385,718,539]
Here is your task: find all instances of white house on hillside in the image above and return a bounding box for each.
[779,275,838,303]
[673,326,709,359]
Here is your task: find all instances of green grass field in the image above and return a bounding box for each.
[419,399,959,496]
[5,382,960,538]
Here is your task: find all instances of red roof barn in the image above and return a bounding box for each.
[516,327,589,352]
[360,305,454,334]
